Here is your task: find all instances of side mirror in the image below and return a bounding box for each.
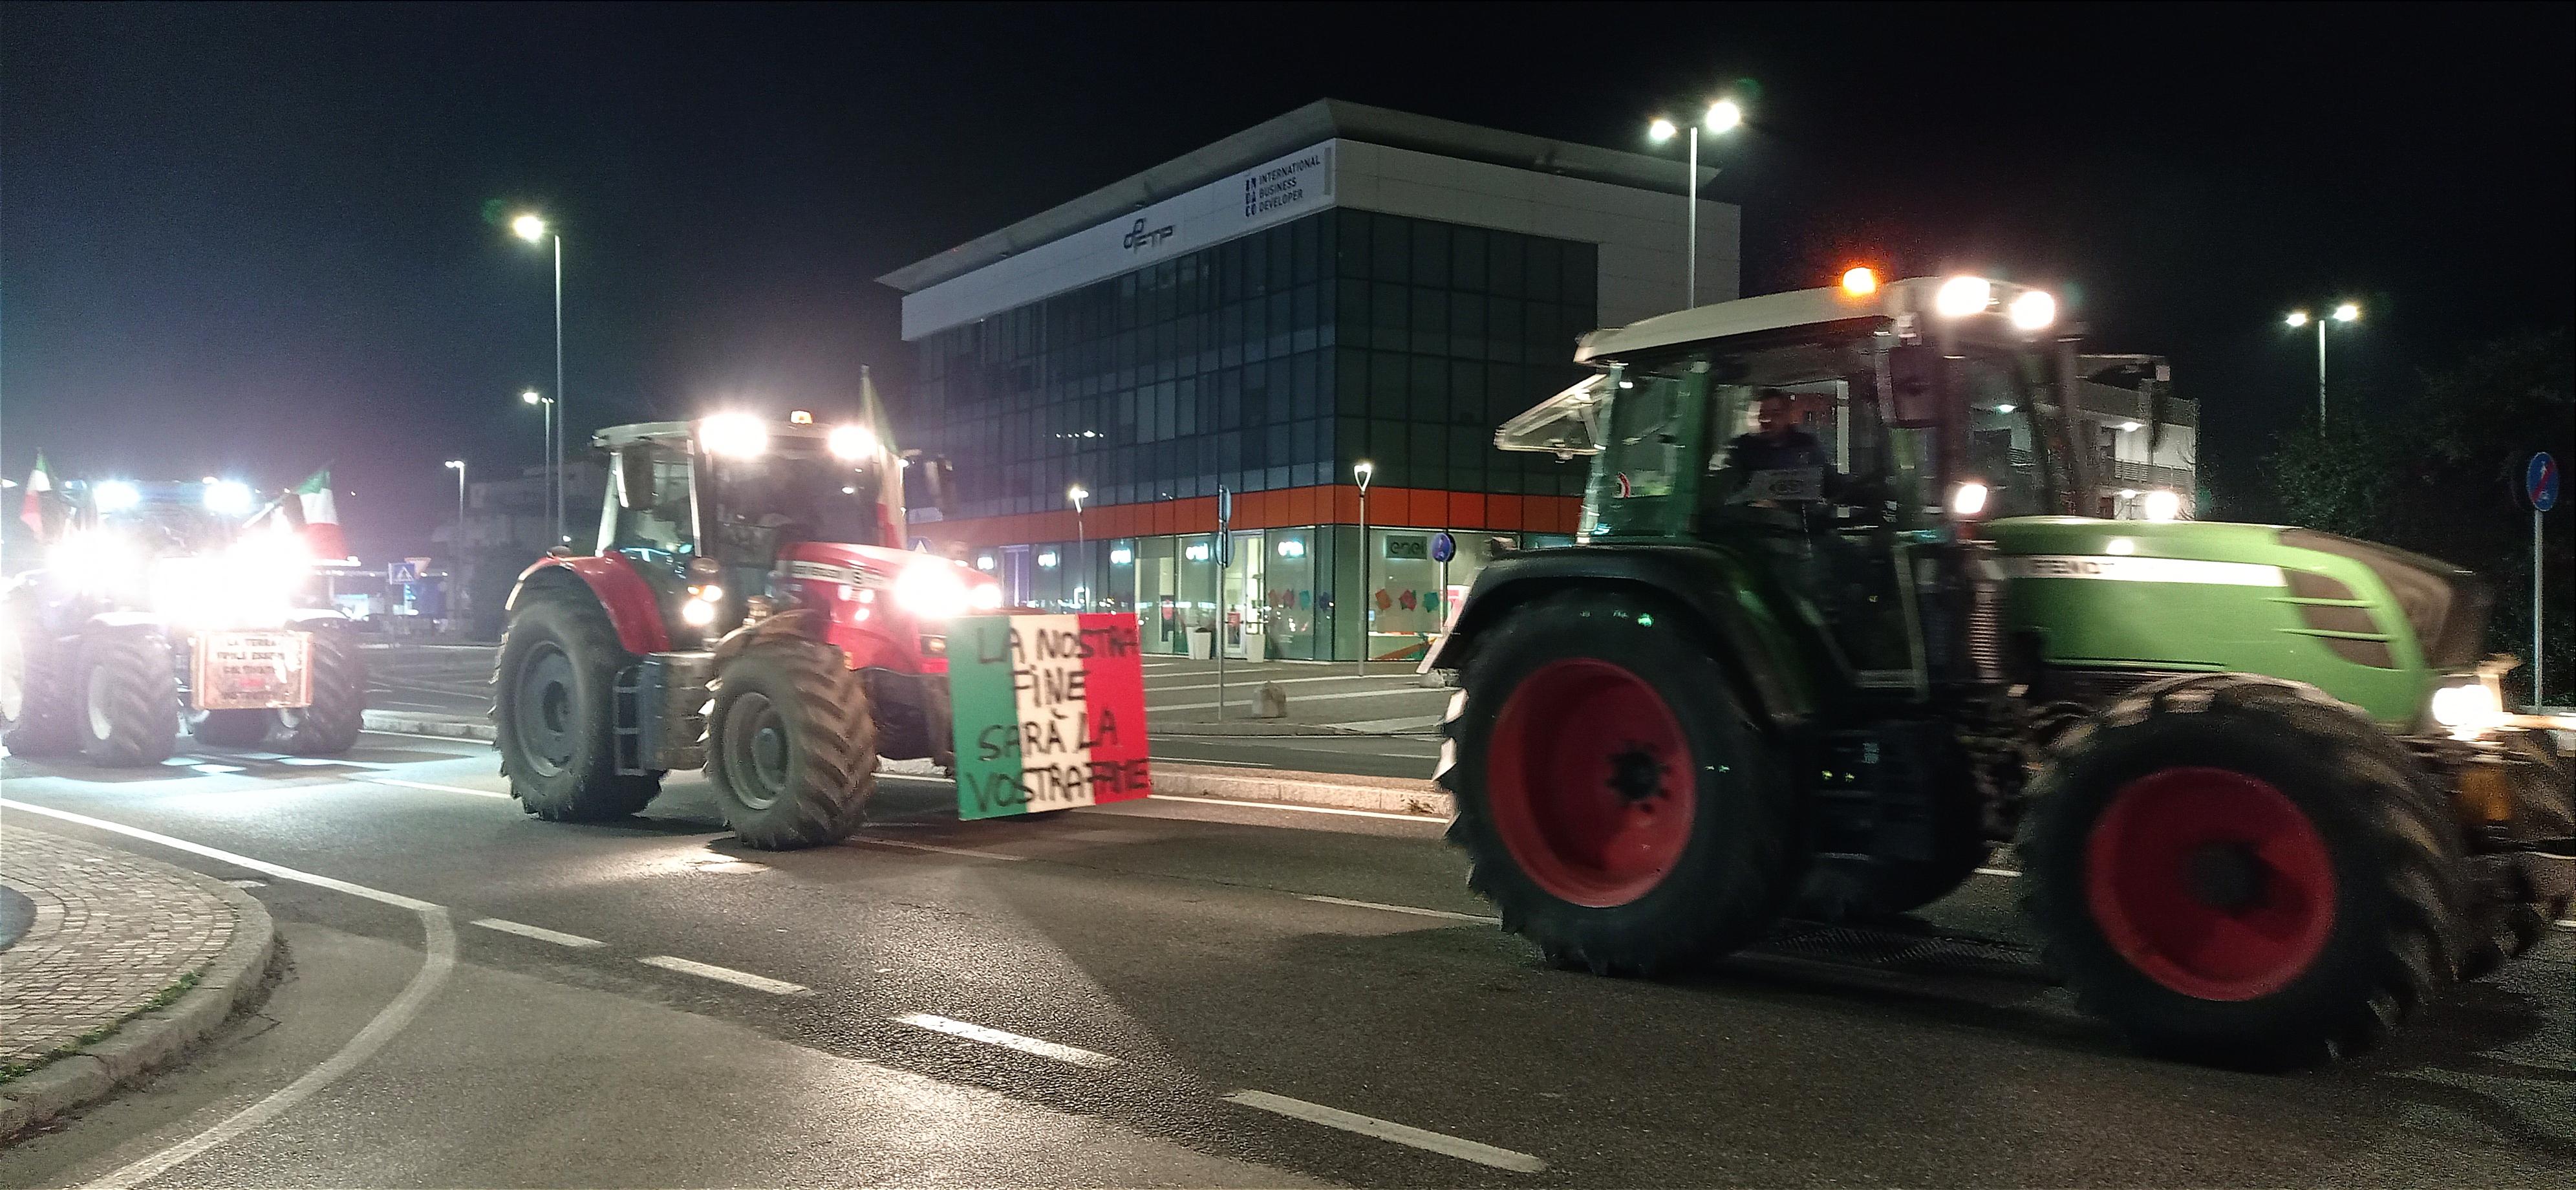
[1885,345,1946,427]
[905,455,960,519]
[613,449,655,511]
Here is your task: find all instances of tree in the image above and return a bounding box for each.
[2265,329,2574,704]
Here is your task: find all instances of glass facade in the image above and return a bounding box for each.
[911,206,1598,660]
[912,207,1597,516]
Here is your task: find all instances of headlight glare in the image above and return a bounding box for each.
[2007,289,2056,330]
[1934,276,1993,318]
[892,558,972,620]
[2429,682,2504,737]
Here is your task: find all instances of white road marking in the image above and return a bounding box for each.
[0,801,461,1190]
[471,917,605,947]
[1145,792,1447,823]
[850,837,1029,862]
[222,878,266,889]
[1223,1089,1547,1173]
[2557,917,2576,931]
[189,763,248,775]
[638,954,812,995]
[1300,894,1499,924]
[1139,752,1271,766]
[356,774,511,799]
[360,728,493,743]
[1144,673,1402,694]
[1152,686,1443,713]
[1975,866,2023,878]
[892,1013,1121,1068]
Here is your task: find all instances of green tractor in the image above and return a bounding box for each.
[1426,274,2571,1067]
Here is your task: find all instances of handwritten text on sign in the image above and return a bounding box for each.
[949,614,1152,819]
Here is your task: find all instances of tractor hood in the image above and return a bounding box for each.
[775,540,931,586]
[1983,517,2491,727]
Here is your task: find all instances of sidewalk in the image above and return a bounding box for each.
[0,825,275,1140]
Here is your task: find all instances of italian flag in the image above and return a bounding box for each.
[18,452,52,537]
[949,613,1153,819]
[255,468,349,561]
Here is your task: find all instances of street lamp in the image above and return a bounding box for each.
[1353,460,1375,673]
[511,212,566,542]
[1646,98,1744,308]
[444,460,467,551]
[2282,301,2362,426]
[1068,484,1089,611]
[521,389,555,540]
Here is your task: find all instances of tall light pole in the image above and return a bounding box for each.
[1647,98,1743,309]
[2282,302,2361,426]
[1068,484,1089,611]
[521,389,555,541]
[1353,460,1374,673]
[513,213,566,543]
[444,460,467,552]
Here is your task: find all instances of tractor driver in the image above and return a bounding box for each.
[1706,389,1844,531]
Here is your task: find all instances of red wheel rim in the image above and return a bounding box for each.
[2085,766,2337,1001]
[1486,658,1695,907]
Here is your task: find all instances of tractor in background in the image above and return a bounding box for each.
[493,413,998,849]
[1429,274,2571,1067]
[2,478,367,765]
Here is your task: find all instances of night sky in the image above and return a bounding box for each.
[6,3,2570,559]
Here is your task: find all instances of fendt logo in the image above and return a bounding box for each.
[1122,217,1175,252]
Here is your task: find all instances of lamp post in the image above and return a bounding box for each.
[2282,302,2361,426]
[1353,460,1374,673]
[1068,484,1089,611]
[1646,98,1743,309]
[512,213,566,542]
[521,389,555,541]
[444,460,467,552]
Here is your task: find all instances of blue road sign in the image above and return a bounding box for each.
[2528,451,2559,513]
[1430,531,1456,563]
[387,560,420,583]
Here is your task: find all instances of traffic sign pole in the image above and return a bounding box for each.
[1215,486,1230,719]
[2527,452,2558,711]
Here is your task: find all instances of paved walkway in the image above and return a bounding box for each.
[1,826,241,1071]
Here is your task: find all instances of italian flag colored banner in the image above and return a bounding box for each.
[948,613,1152,819]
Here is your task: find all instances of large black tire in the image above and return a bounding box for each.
[2,598,81,757]
[704,638,875,849]
[275,621,366,755]
[2021,675,2463,1069]
[189,709,275,748]
[76,629,179,767]
[1441,590,1803,977]
[495,583,661,820]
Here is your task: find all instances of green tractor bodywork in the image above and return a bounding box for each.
[1427,274,2571,1068]
[1987,517,2489,731]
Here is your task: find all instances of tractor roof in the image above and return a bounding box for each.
[593,419,838,449]
[1572,275,2056,365]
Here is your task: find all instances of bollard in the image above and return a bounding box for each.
[1252,681,1288,720]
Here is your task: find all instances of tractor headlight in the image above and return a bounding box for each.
[1934,276,1993,318]
[1949,481,1990,517]
[49,529,145,596]
[700,413,770,459]
[2006,289,2056,330]
[2429,681,2505,739]
[892,557,972,620]
[828,424,878,460]
[680,596,718,628]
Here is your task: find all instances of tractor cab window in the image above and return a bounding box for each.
[1584,358,1708,539]
[1959,349,2070,518]
[609,446,697,566]
[701,449,887,567]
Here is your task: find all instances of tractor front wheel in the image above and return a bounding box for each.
[2023,674,2462,1068]
[2,599,81,757]
[275,622,367,755]
[495,585,661,820]
[1442,590,1801,977]
[705,639,876,849]
[78,629,178,767]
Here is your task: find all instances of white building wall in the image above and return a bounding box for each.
[899,138,1741,342]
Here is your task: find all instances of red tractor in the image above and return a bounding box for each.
[493,414,997,849]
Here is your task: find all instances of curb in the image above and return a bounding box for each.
[363,709,493,741]
[0,865,276,1142]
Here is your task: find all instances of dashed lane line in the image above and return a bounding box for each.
[638,954,813,995]
[1223,1089,1547,1174]
[1975,866,2023,878]
[893,1013,1121,1068]
[1145,792,1447,823]
[1298,894,1499,924]
[354,774,511,799]
[472,918,606,947]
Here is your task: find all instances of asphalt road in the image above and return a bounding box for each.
[3,731,2571,1187]
[368,642,1450,778]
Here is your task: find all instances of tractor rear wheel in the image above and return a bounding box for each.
[495,584,661,820]
[2022,674,2462,1068]
[704,638,875,849]
[2,599,81,757]
[276,621,366,755]
[1441,590,1801,977]
[189,709,274,748]
[78,629,178,767]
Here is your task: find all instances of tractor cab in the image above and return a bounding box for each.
[1487,272,2079,695]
